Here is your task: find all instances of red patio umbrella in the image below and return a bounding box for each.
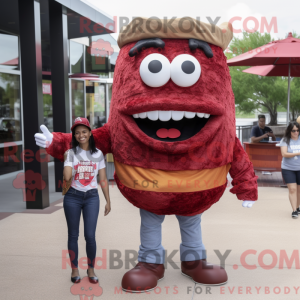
[227,32,300,124]
[1,57,19,66]
[243,64,300,77]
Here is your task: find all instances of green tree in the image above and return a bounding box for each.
[287,32,300,121]
[290,77,300,121]
[226,31,298,125]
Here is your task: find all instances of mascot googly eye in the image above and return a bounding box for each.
[139,53,171,87]
[170,54,201,87]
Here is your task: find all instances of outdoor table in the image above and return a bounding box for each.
[243,142,282,172]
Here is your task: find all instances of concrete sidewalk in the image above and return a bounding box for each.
[0,185,299,300]
[0,163,65,214]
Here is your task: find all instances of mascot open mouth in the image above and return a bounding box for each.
[132,110,211,142]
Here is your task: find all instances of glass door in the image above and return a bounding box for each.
[86,81,106,129]
[71,79,85,126]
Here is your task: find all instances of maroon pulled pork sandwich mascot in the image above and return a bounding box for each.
[35,17,258,292]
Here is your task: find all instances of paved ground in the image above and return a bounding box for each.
[0,175,299,300]
[255,171,285,187]
[0,163,63,214]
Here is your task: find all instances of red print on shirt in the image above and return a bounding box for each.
[74,161,97,186]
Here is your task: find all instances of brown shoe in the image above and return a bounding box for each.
[181,259,227,285]
[121,262,164,293]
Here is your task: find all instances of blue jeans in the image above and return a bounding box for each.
[138,209,206,264]
[63,187,99,269]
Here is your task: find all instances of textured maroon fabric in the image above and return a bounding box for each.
[115,173,228,216]
[45,39,258,215]
[229,137,258,200]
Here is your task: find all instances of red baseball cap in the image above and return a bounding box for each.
[71,117,91,131]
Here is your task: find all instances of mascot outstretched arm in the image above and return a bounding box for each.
[41,123,112,161]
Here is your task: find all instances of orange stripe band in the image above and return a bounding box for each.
[114,160,231,193]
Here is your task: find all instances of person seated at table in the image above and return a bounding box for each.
[251,114,276,143]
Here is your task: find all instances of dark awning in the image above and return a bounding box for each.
[55,0,115,39]
[0,0,115,39]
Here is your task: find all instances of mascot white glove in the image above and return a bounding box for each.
[34,125,53,148]
[242,201,255,208]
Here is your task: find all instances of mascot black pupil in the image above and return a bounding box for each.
[182,61,195,74]
[148,60,162,73]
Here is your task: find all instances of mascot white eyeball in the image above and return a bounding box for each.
[170,54,201,87]
[139,53,171,87]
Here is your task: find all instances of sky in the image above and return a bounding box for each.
[84,0,300,42]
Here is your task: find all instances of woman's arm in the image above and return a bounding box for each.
[99,168,111,216]
[251,133,269,143]
[63,151,73,181]
[280,146,300,158]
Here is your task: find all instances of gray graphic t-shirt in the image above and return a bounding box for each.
[278,137,300,171]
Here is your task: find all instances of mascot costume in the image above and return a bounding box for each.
[35,18,258,292]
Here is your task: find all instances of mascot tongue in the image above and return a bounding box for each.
[156,128,181,139]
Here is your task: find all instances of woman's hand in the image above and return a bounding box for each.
[99,168,111,216]
[104,201,111,216]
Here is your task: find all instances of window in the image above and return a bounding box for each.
[0,33,19,70]
[86,81,106,129]
[85,34,119,76]
[42,80,53,132]
[0,144,23,175]
[70,41,84,73]
[0,73,22,143]
[71,80,84,125]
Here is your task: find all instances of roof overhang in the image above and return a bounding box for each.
[55,0,115,39]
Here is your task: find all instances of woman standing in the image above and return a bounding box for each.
[63,117,111,283]
[280,121,300,218]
